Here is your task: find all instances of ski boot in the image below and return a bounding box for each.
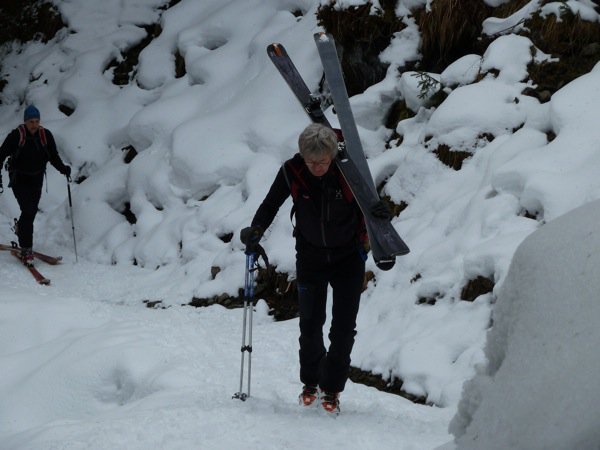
[299,385,319,407]
[20,247,34,267]
[320,391,340,415]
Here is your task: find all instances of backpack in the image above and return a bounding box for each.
[4,124,48,186]
[281,155,355,229]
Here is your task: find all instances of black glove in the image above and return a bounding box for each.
[61,165,71,178]
[370,199,392,220]
[240,226,263,253]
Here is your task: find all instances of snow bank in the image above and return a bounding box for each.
[450,199,600,449]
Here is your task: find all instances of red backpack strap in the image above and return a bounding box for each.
[17,125,26,147]
[333,128,344,142]
[281,163,295,199]
[38,126,47,146]
[283,157,312,233]
[284,158,310,201]
[332,164,354,203]
[16,125,47,147]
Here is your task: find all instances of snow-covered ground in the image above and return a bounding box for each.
[1,0,600,448]
[0,257,452,449]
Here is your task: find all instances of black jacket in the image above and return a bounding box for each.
[0,126,68,187]
[252,153,366,262]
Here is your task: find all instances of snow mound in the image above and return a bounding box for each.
[450,199,600,449]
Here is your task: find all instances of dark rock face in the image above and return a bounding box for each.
[0,1,65,46]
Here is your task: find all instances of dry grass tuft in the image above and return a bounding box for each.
[415,0,493,72]
[524,10,600,100]
[432,144,473,171]
[460,275,495,302]
[317,2,406,96]
[492,0,536,18]
[526,9,600,56]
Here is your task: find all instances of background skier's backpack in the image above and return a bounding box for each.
[4,124,48,185]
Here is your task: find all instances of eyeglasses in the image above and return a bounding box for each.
[304,157,333,167]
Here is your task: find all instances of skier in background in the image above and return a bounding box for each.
[240,123,390,414]
[0,105,71,265]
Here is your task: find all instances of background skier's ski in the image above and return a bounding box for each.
[0,243,62,265]
[267,42,409,270]
[10,250,51,285]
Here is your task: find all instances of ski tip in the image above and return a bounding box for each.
[267,43,284,57]
[314,32,330,42]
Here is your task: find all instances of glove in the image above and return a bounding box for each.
[370,199,392,220]
[358,239,370,262]
[61,165,71,178]
[358,247,368,262]
[240,225,263,253]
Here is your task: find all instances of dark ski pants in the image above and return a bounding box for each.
[296,250,365,393]
[12,183,43,249]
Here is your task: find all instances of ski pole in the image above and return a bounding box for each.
[233,251,256,401]
[66,178,78,262]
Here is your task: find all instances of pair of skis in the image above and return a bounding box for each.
[267,33,409,270]
[0,242,62,285]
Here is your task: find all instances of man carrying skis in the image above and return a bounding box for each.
[240,123,390,414]
[0,105,71,266]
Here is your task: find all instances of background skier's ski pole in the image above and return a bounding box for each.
[233,251,256,401]
[66,178,78,262]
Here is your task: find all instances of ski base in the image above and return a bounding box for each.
[10,251,51,285]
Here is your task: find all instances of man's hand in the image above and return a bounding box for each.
[370,199,392,220]
[61,165,72,179]
[240,226,263,253]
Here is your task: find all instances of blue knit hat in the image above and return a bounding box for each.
[24,105,40,121]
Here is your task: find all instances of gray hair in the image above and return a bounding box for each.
[298,123,338,159]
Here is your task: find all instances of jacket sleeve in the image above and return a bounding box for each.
[44,130,69,174]
[0,130,18,168]
[251,165,291,231]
